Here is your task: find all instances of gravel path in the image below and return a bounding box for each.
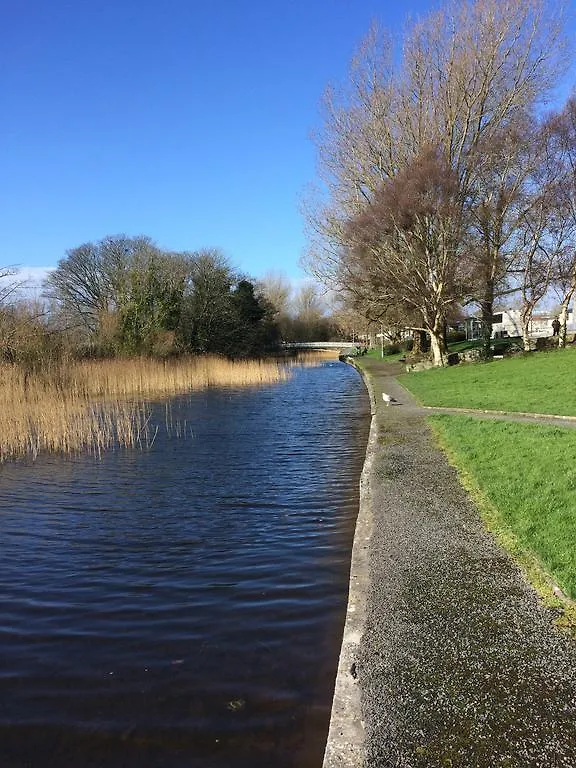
[325,358,576,768]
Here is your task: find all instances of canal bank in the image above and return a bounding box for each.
[324,357,576,767]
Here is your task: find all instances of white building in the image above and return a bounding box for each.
[465,308,575,339]
[492,309,575,338]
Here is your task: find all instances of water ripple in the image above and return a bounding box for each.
[0,362,369,768]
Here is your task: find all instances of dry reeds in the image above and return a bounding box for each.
[287,349,341,366]
[65,356,288,399]
[0,356,288,462]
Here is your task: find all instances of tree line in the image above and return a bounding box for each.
[305,0,576,365]
[0,237,342,365]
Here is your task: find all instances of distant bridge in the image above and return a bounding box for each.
[282,341,355,350]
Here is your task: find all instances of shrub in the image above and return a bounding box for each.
[447,330,466,343]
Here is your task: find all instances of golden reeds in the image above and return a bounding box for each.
[286,349,341,366]
[66,356,288,398]
[0,356,288,462]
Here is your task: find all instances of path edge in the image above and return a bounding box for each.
[322,360,376,767]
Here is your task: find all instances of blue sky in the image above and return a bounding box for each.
[1,0,575,285]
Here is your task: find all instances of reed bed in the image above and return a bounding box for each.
[65,356,289,398]
[0,398,154,463]
[285,349,342,366]
[0,356,288,462]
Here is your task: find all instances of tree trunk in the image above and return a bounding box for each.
[522,313,532,352]
[410,329,429,355]
[479,295,494,359]
[558,280,576,349]
[558,293,573,349]
[429,327,448,366]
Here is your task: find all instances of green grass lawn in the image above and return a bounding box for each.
[446,339,482,353]
[364,346,405,362]
[430,416,576,600]
[447,336,522,354]
[400,347,576,416]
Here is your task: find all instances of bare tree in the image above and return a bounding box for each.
[518,246,553,350]
[305,0,568,360]
[255,271,292,319]
[552,245,576,348]
[302,25,399,290]
[0,266,23,306]
[44,235,194,354]
[516,180,565,350]
[544,96,576,347]
[398,0,566,178]
[43,235,157,334]
[291,282,326,323]
[177,248,238,353]
[509,108,576,351]
[466,114,538,354]
[345,149,466,366]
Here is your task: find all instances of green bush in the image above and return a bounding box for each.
[447,330,466,343]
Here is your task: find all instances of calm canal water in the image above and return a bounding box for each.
[0,361,370,768]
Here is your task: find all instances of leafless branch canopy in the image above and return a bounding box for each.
[304,0,570,362]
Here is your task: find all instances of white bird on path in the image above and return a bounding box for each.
[382,392,398,406]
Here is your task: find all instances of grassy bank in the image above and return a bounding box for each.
[398,349,576,626]
[400,347,576,416]
[0,356,288,462]
[356,352,576,631]
[430,416,576,602]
